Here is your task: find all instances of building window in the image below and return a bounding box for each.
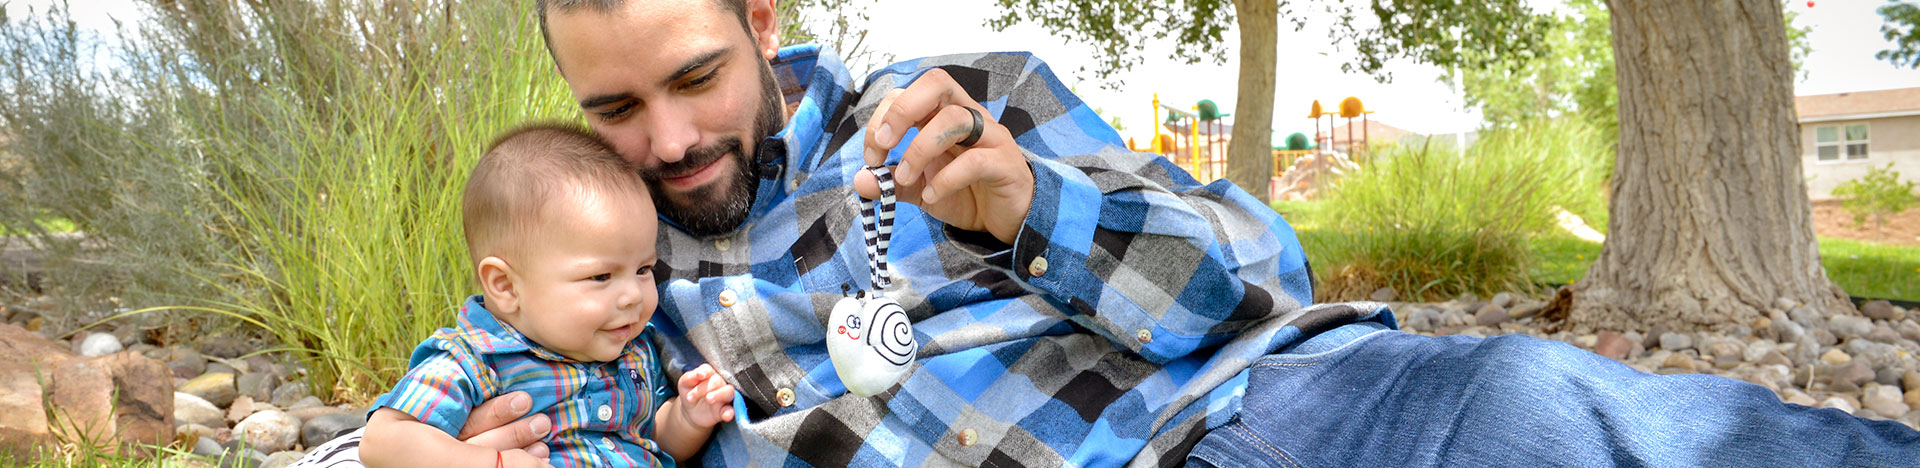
[1815,123,1869,162]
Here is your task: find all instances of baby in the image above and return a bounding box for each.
[361,124,734,468]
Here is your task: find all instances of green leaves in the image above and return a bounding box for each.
[1880,1,1920,68]
[1832,163,1919,232]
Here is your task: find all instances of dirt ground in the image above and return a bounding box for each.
[1810,199,1920,246]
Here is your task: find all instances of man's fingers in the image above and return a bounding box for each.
[461,413,551,450]
[853,165,928,206]
[523,441,550,459]
[897,104,983,186]
[864,88,907,167]
[457,391,533,440]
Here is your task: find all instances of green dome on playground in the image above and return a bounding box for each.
[1197,100,1223,121]
[1286,132,1312,150]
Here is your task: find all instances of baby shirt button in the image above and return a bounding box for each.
[597,404,613,422]
[776,388,796,407]
[958,428,978,447]
[718,289,738,307]
[715,237,731,252]
[1136,329,1153,344]
[1028,256,1049,278]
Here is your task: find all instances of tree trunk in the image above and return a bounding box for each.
[1226,0,1276,202]
[1571,0,1849,333]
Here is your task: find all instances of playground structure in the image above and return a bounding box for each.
[1128,94,1376,200]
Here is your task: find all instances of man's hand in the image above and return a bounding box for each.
[857,68,1034,245]
[675,364,737,428]
[457,391,553,459]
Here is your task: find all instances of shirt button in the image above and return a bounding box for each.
[597,404,613,421]
[1028,256,1049,277]
[601,437,616,450]
[1136,329,1154,344]
[715,237,731,252]
[776,387,795,407]
[718,289,737,307]
[790,178,802,190]
[958,428,979,447]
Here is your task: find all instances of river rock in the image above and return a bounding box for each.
[0,323,173,461]
[1770,311,1806,344]
[1369,287,1397,302]
[237,372,276,404]
[1474,304,1509,327]
[1867,325,1905,345]
[1834,363,1877,390]
[1743,340,1778,363]
[1790,307,1825,328]
[301,412,366,449]
[1831,315,1874,340]
[1810,328,1839,347]
[270,381,311,408]
[260,451,305,468]
[1866,385,1911,418]
[1782,388,1819,407]
[1490,292,1515,308]
[175,392,225,429]
[1593,331,1633,361]
[1900,320,1920,342]
[79,333,124,357]
[233,410,300,454]
[1658,332,1694,352]
[1820,348,1853,366]
[1821,397,1859,414]
[1861,300,1899,321]
[182,372,238,408]
[227,396,256,424]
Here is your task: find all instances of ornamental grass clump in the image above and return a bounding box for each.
[1311,117,1610,302]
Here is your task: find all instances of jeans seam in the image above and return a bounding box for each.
[1227,422,1305,468]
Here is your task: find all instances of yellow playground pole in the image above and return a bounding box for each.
[1189,108,1201,179]
[1152,94,1163,153]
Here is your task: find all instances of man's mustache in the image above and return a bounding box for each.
[642,137,744,181]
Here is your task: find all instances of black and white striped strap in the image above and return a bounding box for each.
[861,166,897,293]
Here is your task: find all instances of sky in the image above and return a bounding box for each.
[12,0,1920,142]
[846,0,1920,142]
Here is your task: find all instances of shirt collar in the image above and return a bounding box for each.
[739,44,854,222]
[454,295,574,362]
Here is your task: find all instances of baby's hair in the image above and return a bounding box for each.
[462,122,649,266]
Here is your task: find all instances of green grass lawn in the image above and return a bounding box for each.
[1526,235,1918,301]
[1278,201,1920,301]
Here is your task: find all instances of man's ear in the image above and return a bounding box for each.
[747,0,779,59]
[478,256,520,315]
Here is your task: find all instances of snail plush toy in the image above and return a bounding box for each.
[826,166,918,396]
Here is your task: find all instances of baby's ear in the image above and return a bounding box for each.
[478,257,520,315]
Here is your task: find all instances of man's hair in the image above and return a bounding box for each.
[462,122,648,266]
[535,0,753,67]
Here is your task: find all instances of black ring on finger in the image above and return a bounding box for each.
[957,106,984,147]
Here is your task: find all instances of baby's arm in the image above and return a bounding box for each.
[363,408,549,468]
[652,364,737,461]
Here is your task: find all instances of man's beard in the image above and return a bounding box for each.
[642,61,785,238]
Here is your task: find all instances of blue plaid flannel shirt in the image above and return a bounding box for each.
[646,44,1394,467]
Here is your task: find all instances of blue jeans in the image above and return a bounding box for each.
[1186,322,1920,467]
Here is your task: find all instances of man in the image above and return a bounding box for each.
[299,0,1919,466]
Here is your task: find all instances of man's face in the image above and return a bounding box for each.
[546,0,785,237]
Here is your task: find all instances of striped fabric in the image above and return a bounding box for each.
[645,44,1394,467]
[374,296,675,468]
[860,166,897,292]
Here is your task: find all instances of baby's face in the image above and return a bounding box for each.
[506,188,659,362]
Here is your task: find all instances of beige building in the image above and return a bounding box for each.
[1796,87,1920,199]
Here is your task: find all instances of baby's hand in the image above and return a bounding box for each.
[499,448,552,468]
[676,364,737,428]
